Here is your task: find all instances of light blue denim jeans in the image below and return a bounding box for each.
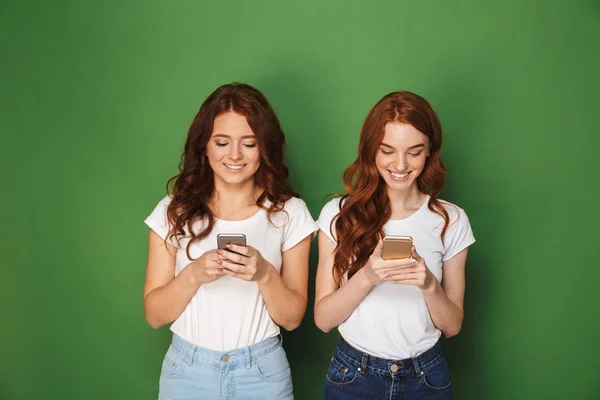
[158,334,294,400]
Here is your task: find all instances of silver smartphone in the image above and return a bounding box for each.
[217,233,247,251]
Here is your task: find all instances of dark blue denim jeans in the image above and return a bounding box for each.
[323,337,452,400]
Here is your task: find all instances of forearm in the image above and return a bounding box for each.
[144,264,201,329]
[422,279,464,337]
[257,264,306,331]
[314,268,374,333]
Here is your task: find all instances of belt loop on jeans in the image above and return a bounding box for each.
[180,338,195,366]
[244,346,251,369]
[359,353,369,374]
[412,355,423,377]
[188,345,197,366]
[278,333,284,345]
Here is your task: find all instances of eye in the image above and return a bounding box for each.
[243,143,257,148]
[408,151,423,157]
[380,149,394,156]
[215,141,228,147]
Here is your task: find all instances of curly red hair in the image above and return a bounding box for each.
[332,91,450,283]
[166,83,297,259]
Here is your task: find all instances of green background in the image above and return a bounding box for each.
[2,1,599,399]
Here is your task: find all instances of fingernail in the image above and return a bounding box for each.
[226,244,232,249]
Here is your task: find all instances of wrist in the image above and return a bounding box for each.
[187,260,202,286]
[257,262,274,286]
[421,274,439,294]
[357,267,378,289]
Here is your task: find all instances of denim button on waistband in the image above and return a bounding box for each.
[390,364,400,372]
[222,355,229,362]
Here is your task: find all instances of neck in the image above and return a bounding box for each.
[386,184,427,212]
[211,179,262,217]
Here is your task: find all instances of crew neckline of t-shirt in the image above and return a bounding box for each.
[387,195,430,224]
[215,207,265,224]
[214,199,275,224]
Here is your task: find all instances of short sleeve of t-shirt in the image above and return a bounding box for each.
[316,198,342,243]
[281,198,319,252]
[442,206,476,261]
[144,195,178,247]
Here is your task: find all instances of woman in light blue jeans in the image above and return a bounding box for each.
[159,334,292,399]
[143,83,317,399]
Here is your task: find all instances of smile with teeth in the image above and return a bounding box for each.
[389,170,410,179]
[224,163,246,171]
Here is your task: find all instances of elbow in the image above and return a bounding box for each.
[279,297,307,331]
[147,320,164,330]
[280,311,305,332]
[314,314,333,333]
[442,308,464,338]
[143,302,166,329]
[313,304,335,333]
[145,313,165,330]
[316,323,333,334]
[143,291,177,329]
[280,319,302,332]
[443,321,463,339]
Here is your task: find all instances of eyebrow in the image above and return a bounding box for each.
[380,142,425,150]
[212,134,256,139]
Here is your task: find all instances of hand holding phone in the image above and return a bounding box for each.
[216,234,270,283]
[362,239,417,286]
[191,250,225,285]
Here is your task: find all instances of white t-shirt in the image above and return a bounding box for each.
[317,195,475,360]
[145,195,318,352]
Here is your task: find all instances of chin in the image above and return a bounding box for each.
[224,176,251,185]
[385,178,415,191]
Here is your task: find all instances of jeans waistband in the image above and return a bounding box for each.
[336,337,443,376]
[170,334,283,369]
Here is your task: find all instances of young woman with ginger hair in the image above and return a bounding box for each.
[144,83,316,399]
[315,91,475,399]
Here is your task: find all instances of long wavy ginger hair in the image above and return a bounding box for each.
[332,91,450,283]
[166,83,296,259]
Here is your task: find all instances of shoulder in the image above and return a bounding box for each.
[272,196,311,218]
[438,199,466,219]
[267,196,313,228]
[144,194,176,242]
[282,196,305,212]
[316,197,343,239]
[287,196,313,217]
[286,196,318,221]
[429,198,471,229]
[320,197,343,216]
[157,194,173,208]
[147,195,173,218]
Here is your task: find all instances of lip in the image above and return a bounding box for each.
[224,163,247,172]
[388,170,411,181]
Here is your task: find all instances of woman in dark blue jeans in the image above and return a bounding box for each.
[315,91,475,399]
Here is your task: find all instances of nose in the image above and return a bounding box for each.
[228,144,243,161]
[394,154,407,171]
